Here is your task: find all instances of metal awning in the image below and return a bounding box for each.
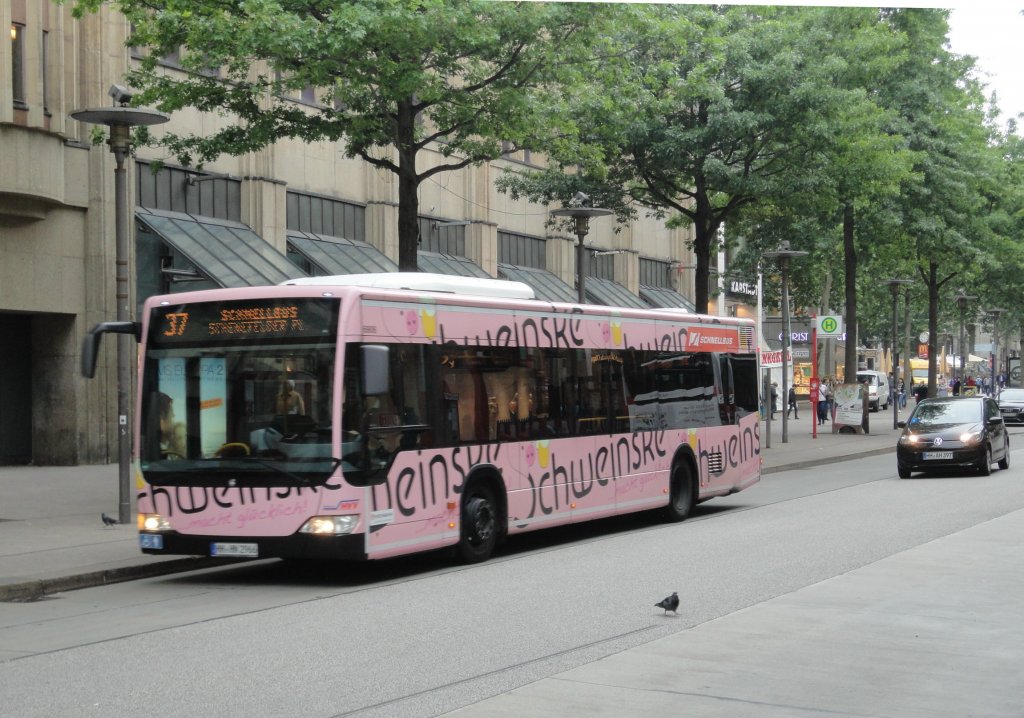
[585,277,647,308]
[497,263,576,303]
[287,230,397,275]
[418,251,490,278]
[639,284,694,312]
[137,207,306,287]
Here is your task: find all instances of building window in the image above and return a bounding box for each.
[639,257,674,288]
[41,30,49,114]
[286,191,366,240]
[160,46,181,67]
[418,216,466,255]
[11,23,26,106]
[589,252,615,280]
[498,231,546,269]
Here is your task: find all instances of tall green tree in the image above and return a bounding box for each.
[878,9,997,395]
[70,0,605,270]
[730,7,913,381]
[500,5,904,313]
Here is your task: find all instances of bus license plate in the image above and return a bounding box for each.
[140,534,163,550]
[923,451,953,460]
[211,542,258,557]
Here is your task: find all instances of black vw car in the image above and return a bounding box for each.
[896,396,1010,478]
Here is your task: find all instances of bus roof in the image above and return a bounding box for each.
[141,275,756,335]
[280,272,535,300]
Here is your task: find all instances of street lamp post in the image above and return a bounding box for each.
[763,241,807,443]
[551,193,613,304]
[987,307,1006,396]
[954,291,976,387]
[882,279,913,429]
[72,94,169,524]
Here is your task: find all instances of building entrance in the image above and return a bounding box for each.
[0,314,32,464]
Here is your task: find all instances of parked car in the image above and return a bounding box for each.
[896,396,1009,478]
[856,370,890,412]
[997,388,1024,424]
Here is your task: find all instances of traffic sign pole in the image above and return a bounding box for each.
[811,319,818,439]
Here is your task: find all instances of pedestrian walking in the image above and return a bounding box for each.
[770,382,779,418]
[787,386,799,419]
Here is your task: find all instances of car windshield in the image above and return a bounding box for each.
[857,375,878,386]
[909,400,981,427]
[999,389,1024,402]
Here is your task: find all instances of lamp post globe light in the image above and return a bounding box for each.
[954,290,977,386]
[881,279,913,430]
[763,241,807,443]
[550,193,613,304]
[987,307,1007,397]
[71,91,170,525]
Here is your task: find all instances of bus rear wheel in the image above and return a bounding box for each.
[664,461,695,522]
[456,485,499,563]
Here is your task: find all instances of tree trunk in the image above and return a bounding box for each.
[843,202,857,382]
[396,98,420,272]
[927,260,938,397]
[692,194,715,314]
[902,287,912,397]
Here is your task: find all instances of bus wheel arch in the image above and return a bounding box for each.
[664,448,697,522]
[455,467,506,563]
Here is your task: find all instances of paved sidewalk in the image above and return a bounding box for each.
[0,407,907,602]
[448,506,1024,717]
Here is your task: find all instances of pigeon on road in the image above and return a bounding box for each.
[101,513,119,527]
[655,591,679,615]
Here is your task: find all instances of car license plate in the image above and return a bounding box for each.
[923,451,953,460]
[140,534,163,550]
[211,542,258,557]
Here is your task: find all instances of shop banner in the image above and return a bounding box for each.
[760,348,790,369]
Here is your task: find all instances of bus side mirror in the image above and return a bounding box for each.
[360,344,390,396]
[81,321,141,378]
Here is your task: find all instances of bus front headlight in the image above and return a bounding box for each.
[139,513,171,531]
[299,515,358,535]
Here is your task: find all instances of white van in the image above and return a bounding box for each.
[856,370,890,412]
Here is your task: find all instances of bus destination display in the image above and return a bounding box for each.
[149,298,338,346]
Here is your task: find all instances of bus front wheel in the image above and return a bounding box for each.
[456,484,499,563]
[664,461,695,522]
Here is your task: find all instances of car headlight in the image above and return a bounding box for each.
[959,432,983,445]
[139,513,171,531]
[899,433,920,445]
[299,515,359,535]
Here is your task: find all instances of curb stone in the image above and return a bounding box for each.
[0,557,246,603]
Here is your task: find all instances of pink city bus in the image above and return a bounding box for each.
[83,273,761,563]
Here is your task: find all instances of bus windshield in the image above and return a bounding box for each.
[139,298,339,487]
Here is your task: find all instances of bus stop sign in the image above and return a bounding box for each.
[817,315,842,336]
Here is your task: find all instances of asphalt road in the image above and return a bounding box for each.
[2,449,1023,717]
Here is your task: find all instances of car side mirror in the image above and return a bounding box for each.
[897,420,907,428]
